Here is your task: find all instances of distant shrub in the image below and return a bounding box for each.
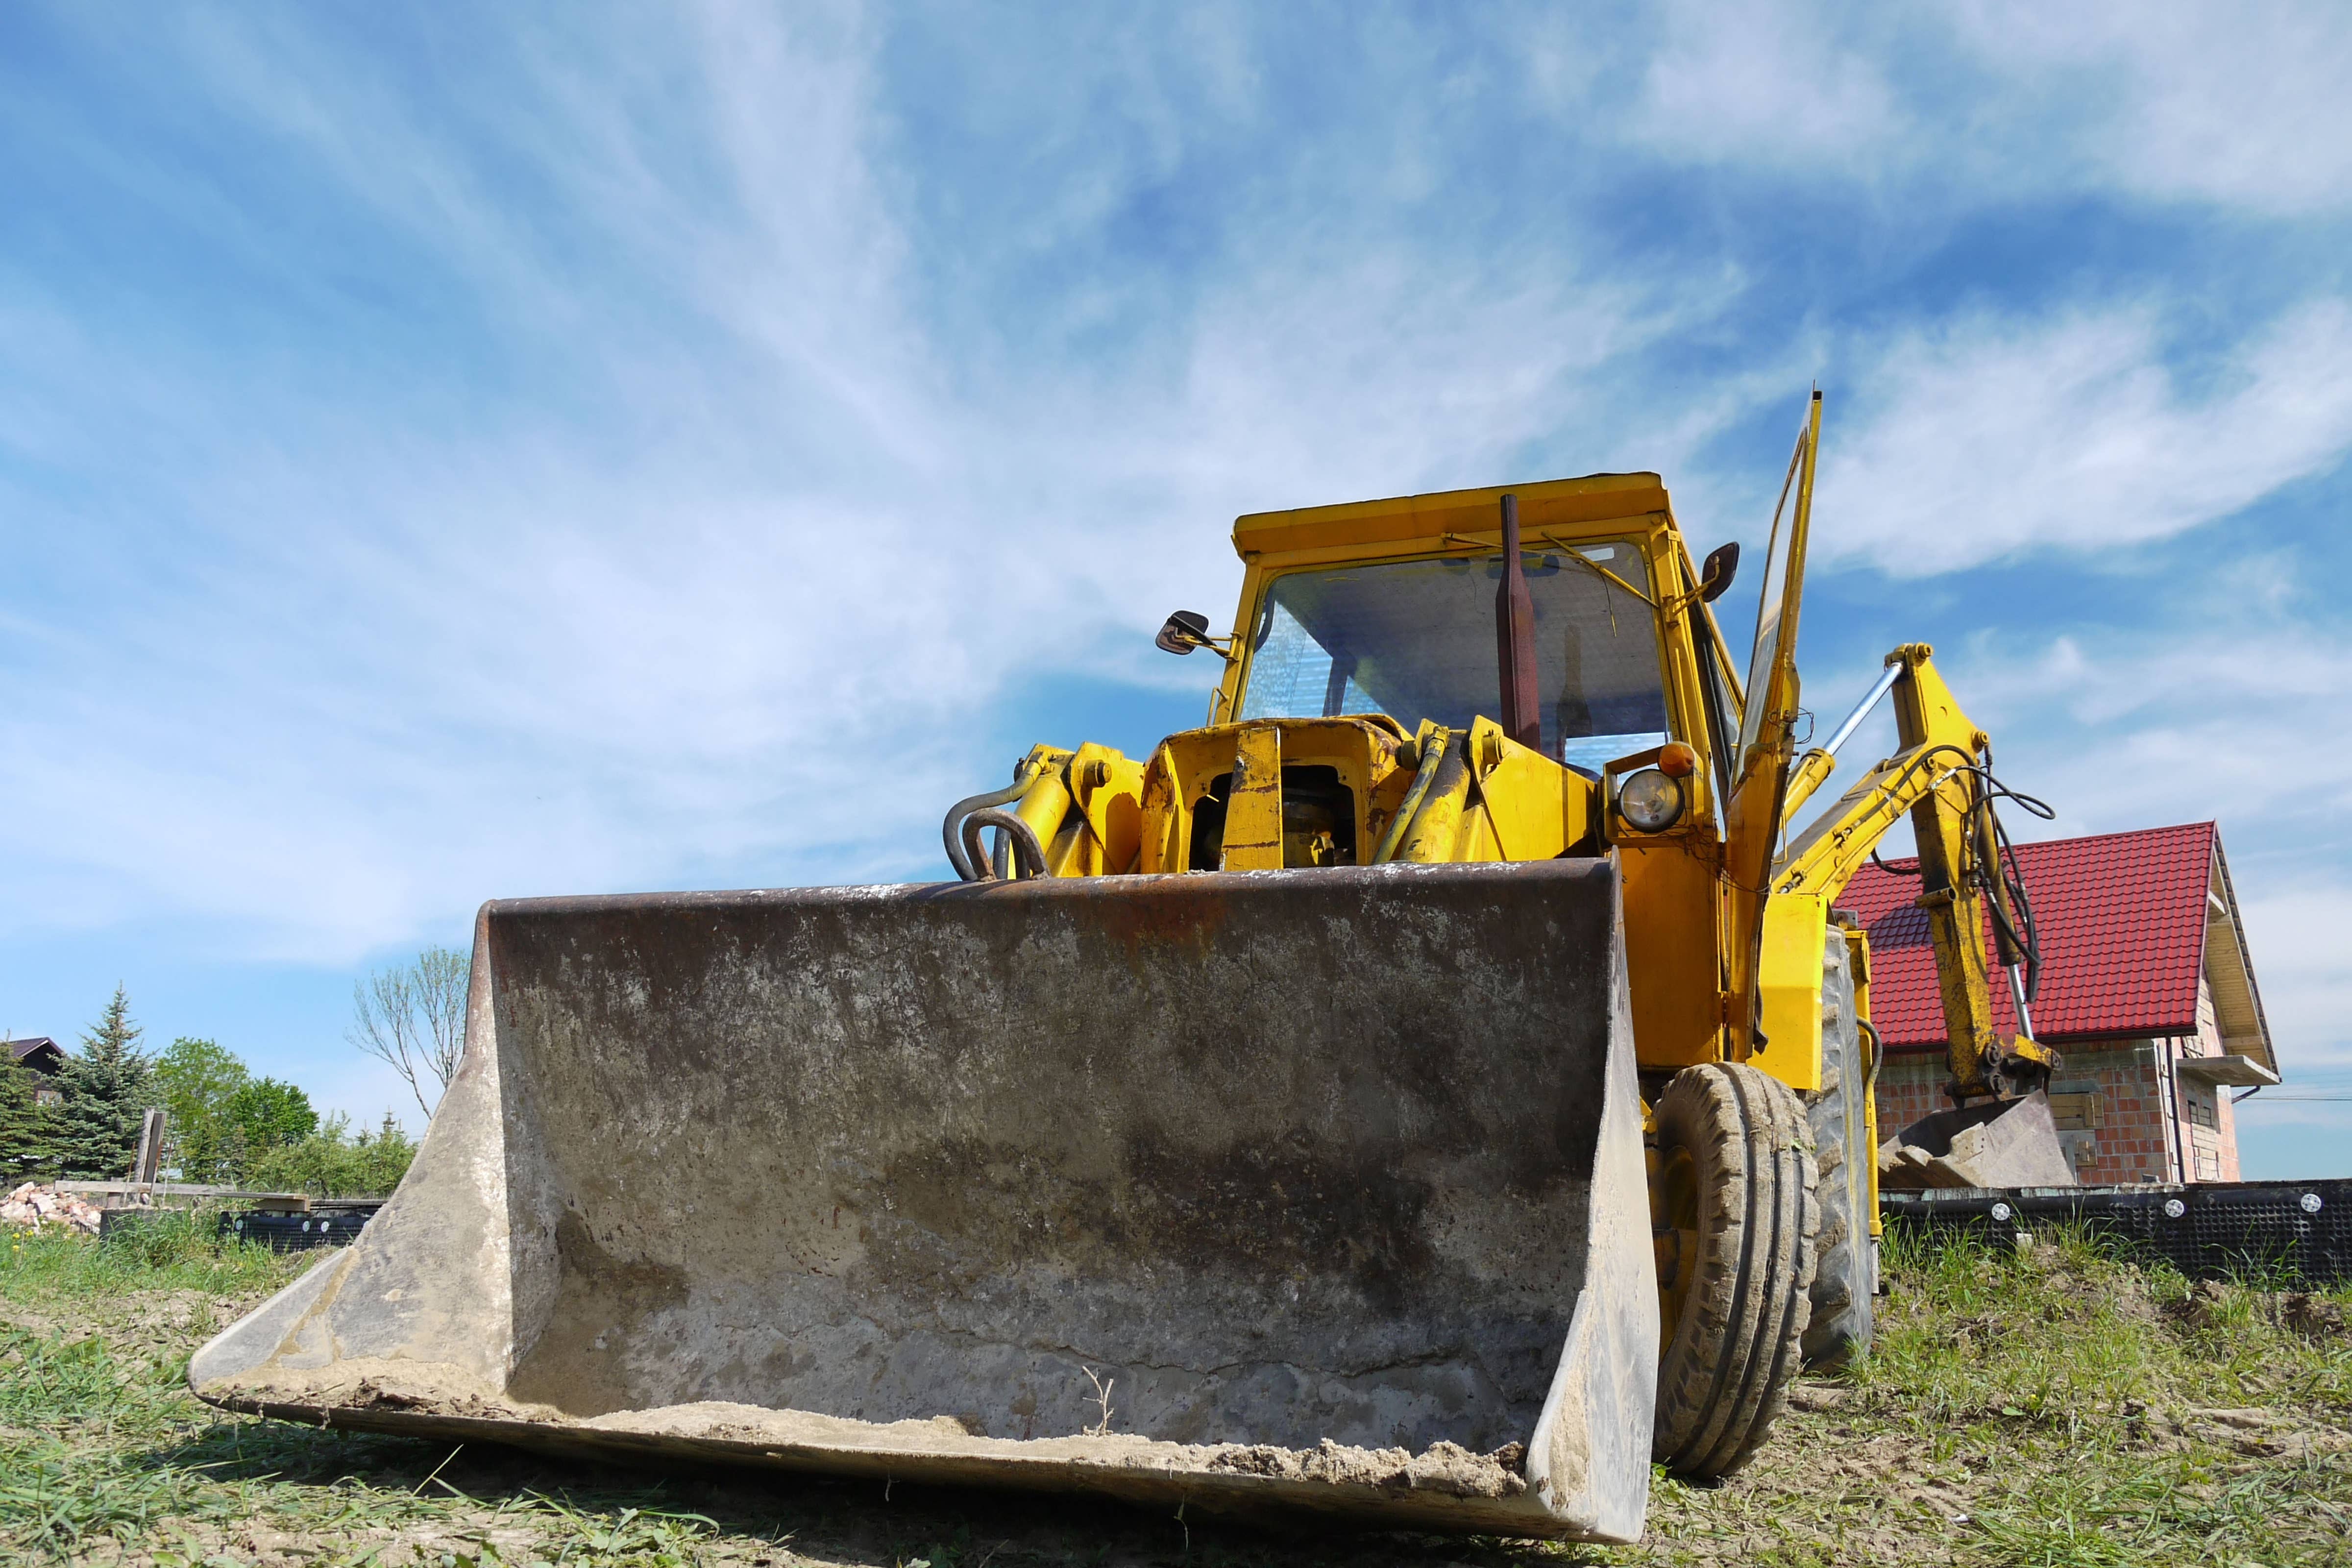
[239,1112,416,1198]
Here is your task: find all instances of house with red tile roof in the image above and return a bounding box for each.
[1841,822,2278,1184]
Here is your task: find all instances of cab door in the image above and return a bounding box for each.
[1722,392,1821,1056]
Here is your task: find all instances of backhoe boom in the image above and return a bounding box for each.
[1776,644,2056,1103]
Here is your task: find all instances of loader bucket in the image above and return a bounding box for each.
[194,859,1657,1541]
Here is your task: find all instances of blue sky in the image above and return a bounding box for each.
[2,4,2347,1175]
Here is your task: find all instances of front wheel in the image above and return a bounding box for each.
[1649,1061,1819,1479]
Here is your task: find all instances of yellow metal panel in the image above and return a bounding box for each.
[1468,718,1597,860]
[1068,743,1146,875]
[1753,892,1827,1093]
[1136,740,1188,874]
[1231,473,1671,559]
[1221,725,1284,870]
[1138,729,1247,873]
[1620,839,1725,1071]
[1843,923,1881,1238]
[1722,396,1821,1058]
[1133,718,1407,873]
[1645,529,1725,825]
[1254,717,1408,861]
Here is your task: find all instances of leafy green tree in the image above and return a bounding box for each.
[51,985,156,1179]
[221,1077,318,1177]
[242,1111,417,1198]
[0,1051,57,1180]
[152,1036,252,1182]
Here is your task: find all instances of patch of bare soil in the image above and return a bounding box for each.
[2,1287,254,1355]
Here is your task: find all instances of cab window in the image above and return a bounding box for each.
[1237,541,1670,776]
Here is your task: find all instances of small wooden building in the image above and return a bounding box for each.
[6,1036,66,1105]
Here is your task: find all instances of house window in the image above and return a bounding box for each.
[2185,1084,2218,1131]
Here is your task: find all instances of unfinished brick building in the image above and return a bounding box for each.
[1845,822,2278,1184]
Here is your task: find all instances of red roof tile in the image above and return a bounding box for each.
[1839,822,2215,1050]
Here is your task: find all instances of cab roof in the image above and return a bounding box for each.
[1231,472,1674,560]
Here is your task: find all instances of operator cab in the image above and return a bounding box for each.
[1230,540,1670,780]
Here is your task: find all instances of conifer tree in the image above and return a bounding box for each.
[0,1051,55,1180]
[50,985,155,1180]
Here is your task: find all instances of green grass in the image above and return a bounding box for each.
[0,1219,2346,1566]
[4,1208,292,1300]
[1617,1225,2352,1568]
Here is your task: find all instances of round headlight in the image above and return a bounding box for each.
[1617,766,1685,833]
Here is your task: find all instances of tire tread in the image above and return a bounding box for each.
[1651,1061,1819,1478]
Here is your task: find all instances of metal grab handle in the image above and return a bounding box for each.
[961,808,1048,882]
[943,779,1030,880]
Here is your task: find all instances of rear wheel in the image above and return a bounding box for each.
[1649,1062,1818,1478]
[1804,929,1877,1368]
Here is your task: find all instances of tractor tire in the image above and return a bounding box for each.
[1649,1061,1819,1479]
[1803,930,1877,1368]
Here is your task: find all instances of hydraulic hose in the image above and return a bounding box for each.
[960,808,1047,881]
[943,773,1033,881]
[1370,727,1453,865]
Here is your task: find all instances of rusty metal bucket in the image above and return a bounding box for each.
[193,859,1657,1541]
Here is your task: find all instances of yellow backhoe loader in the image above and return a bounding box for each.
[194,394,2068,1542]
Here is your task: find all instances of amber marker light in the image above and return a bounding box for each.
[1658,742,1698,778]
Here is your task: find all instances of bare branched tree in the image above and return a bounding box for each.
[348,946,469,1121]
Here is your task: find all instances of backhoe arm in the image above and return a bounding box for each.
[1774,644,2055,1103]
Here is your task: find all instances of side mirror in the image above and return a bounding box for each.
[1698,542,1740,604]
[1155,610,1213,656]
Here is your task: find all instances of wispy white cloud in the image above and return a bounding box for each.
[1593,0,2352,217]
[1816,300,2352,574]
[1,2,2350,1156]
[1627,1,1907,171]
[2237,886,2352,1072]
[1948,1,2352,216]
[1952,624,2352,834]
[0,2,1746,967]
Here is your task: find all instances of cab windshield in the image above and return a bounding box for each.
[1236,541,1670,776]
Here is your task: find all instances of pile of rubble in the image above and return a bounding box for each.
[2,1181,102,1235]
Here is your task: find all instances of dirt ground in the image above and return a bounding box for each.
[3,1225,2348,1567]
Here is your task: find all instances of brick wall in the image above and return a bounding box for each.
[1875,1041,2202,1184]
[1868,962,2246,1185]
